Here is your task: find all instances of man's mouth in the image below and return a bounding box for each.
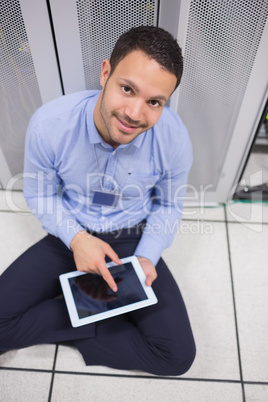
[119,118,137,128]
[115,116,139,133]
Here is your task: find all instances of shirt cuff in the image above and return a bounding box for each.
[56,217,85,249]
[134,236,164,266]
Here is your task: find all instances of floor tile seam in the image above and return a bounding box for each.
[0,190,23,193]
[2,366,267,386]
[47,345,58,402]
[182,218,225,223]
[224,205,246,402]
[0,209,31,214]
[53,372,244,384]
[183,218,268,226]
[226,220,268,226]
[182,218,268,226]
[0,366,53,374]
[244,381,268,386]
[0,366,244,384]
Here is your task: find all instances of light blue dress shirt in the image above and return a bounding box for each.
[23,90,192,265]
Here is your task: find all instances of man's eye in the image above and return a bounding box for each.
[149,100,161,108]
[122,86,132,94]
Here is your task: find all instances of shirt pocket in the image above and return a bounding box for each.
[120,172,161,199]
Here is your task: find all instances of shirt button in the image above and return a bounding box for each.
[112,150,116,155]
[100,216,105,221]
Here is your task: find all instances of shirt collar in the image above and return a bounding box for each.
[86,90,146,150]
[86,91,103,145]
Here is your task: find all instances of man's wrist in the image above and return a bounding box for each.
[136,255,153,264]
[70,230,89,250]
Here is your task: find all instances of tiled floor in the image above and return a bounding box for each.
[0,190,268,401]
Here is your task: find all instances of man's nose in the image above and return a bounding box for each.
[125,99,144,122]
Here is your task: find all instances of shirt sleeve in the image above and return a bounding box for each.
[23,111,84,248]
[134,125,193,266]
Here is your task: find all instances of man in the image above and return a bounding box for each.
[0,26,195,376]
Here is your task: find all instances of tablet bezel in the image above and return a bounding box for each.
[59,256,158,327]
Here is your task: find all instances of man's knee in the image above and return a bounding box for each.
[169,342,196,376]
[153,339,196,376]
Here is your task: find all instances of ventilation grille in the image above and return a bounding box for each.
[76,0,158,90]
[0,0,42,178]
[178,0,268,189]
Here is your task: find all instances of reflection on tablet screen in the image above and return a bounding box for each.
[68,263,148,319]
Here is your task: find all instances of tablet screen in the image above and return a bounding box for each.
[68,262,148,319]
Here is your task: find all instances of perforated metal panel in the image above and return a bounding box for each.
[0,0,42,177]
[76,0,158,90]
[178,0,268,190]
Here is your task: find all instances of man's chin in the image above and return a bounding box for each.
[111,131,138,145]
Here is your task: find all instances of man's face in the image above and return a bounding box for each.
[94,50,177,148]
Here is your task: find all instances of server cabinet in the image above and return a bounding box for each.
[49,0,159,93]
[0,0,63,189]
[172,0,268,203]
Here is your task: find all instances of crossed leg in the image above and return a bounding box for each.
[0,232,195,376]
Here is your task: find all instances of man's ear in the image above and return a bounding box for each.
[100,59,111,87]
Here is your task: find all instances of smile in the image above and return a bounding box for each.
[115,116,139,133]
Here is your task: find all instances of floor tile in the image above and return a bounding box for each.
[162,222,240,381]
[51,374,243,402]
[0,212,46,274]
[244,384,268,402]
[56,345,148,377]
[183,205,225,221]
[0,369,51,402]
[0,190,30,212]
[228,223,268,382]
[226,201,268,224]
[0,344,56,370]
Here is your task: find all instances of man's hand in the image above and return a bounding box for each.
[70,231,121,292]
[137,256,157,287]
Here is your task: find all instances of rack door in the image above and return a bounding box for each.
[0,0,63,189]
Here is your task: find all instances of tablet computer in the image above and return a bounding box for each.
[59,256,158,327]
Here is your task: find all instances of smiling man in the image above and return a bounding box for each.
[95,49,177,147]
[0,26,195,376]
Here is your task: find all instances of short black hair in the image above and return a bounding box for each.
[109,26,183,90]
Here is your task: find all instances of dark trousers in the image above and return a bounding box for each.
[0,225,196,376]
